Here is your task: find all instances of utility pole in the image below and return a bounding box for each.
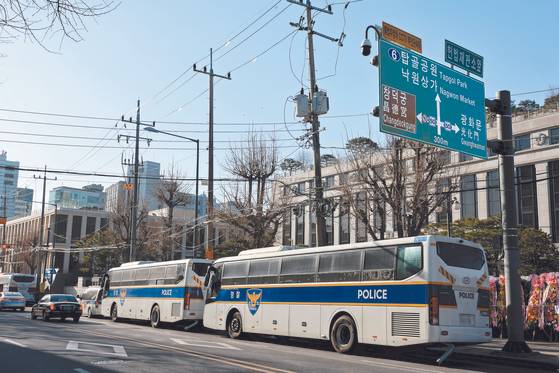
[288,0,342,246]
[486,91,531,353]
[194,49,231,259]
[120,101,154,262]
[33,166,56,291]
[1,184,6,246]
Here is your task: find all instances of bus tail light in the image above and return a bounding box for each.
[429,285,439,326]
[184,288,191,310]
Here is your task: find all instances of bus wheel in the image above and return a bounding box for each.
[150,305,161,328]
[227,311,243,339]
[330,315,357,353]
[110,304,119,322]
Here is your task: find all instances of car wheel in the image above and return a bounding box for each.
[73,316,80,323]
[61,317,66,322]
[42,310,50,322]
[330,315,357,353]
[110,304,119,322]
[87,307,93,318]
[31,311,37,320]
[19,308,25,312]
[227,311,243,339]
[150,305,161,328]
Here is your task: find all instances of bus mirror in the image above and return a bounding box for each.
[204,266,216,287]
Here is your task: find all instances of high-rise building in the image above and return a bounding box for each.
[49,184,106,210]
[127,161,161,211]
[105,181,129,213]
[14,187,33,218]
[0,151,19,219]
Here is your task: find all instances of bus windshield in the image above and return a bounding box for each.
[436,242,485,270]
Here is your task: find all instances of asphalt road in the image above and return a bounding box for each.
[0,309,548,373]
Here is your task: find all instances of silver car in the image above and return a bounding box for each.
[0,292,26,311]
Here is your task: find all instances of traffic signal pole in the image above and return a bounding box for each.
[487,91,531,353]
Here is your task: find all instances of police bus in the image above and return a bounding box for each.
[203,236,491,353]
[100,259,211,328]
[0,273,37,306]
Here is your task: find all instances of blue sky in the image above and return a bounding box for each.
[0,0,558,204]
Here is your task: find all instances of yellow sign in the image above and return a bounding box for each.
[0,217,6,225]
[382,21,422,53]
[122,183,134,191]
[205,247,214,260]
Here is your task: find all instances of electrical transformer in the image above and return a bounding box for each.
[312,90,329,115]
[294,93,309,118]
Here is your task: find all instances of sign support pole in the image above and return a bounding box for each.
[493,90,531,353]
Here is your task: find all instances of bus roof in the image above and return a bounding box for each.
[215,235,483,264]
[108,258,212,272]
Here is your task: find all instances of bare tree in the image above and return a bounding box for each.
[154,164,190,260]
[341,137,456,239]
[0,0,117,51]
[216,133,290,252]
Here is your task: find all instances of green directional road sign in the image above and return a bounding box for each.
[445,39,483,78]
[379,39,487,159]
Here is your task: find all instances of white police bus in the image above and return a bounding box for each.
[203,236,491,354]
[0,273,37,306]
[100,259,211,328]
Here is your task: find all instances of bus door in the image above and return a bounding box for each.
[187,261,210,317]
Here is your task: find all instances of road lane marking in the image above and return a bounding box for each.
[3,338,26,347]
[360,359,443,373]
[78,328,293,373]
[74,369,92,373]
[171,337,241,350]
[91,360,127,366]
[66,341,128,357]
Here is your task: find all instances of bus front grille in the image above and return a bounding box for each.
[391,312,420,338]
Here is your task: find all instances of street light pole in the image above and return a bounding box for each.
[144,126,200,258]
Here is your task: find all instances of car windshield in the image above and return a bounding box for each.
[50,295,77,302]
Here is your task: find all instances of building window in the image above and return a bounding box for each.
[436,179,450,224]
[310,211,316,247]
[295,206,305,245]
[100,218,109,230]
[460,175,477,219]
[54,214,67,244]
[373,197,386,238]
[339,173,349,186]
[459,153,473,162]
[296,182,305,194]
[487,170,501,217]
[86,217,96,235]
[516,165,538,228]
[71,216,82,242]
[514,134,531,151]
[549,161,559,242]
[338,200,350,244]
[550,128,559,145]
[355,192,368,243]
[323,175,335,190]
[282,212,292,245]
[325,200,334,245]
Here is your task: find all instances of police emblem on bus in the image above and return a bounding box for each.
[119,288,127,305]
[246,289,262,315]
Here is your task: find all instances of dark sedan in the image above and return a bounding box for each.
[31,294,82,322]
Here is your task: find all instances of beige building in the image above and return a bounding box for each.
[1,208,109,274]
[277,108,559,246]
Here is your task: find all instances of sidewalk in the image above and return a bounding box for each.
[429,339,559,370]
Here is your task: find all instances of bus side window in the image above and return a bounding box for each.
[395,245,423,280]
[222,261,248,286]
[279,255,318,284]
[363,247,396,281]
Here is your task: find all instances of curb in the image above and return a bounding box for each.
[442,349,559,371]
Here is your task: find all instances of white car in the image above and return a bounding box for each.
[0,292,26,311]
[79,286,103,318]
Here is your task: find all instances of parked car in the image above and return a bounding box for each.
[0,292,26,311]
[79,286,103,318]
[31,294,82,322]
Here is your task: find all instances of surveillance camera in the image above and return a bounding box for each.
[361,38,372,56]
